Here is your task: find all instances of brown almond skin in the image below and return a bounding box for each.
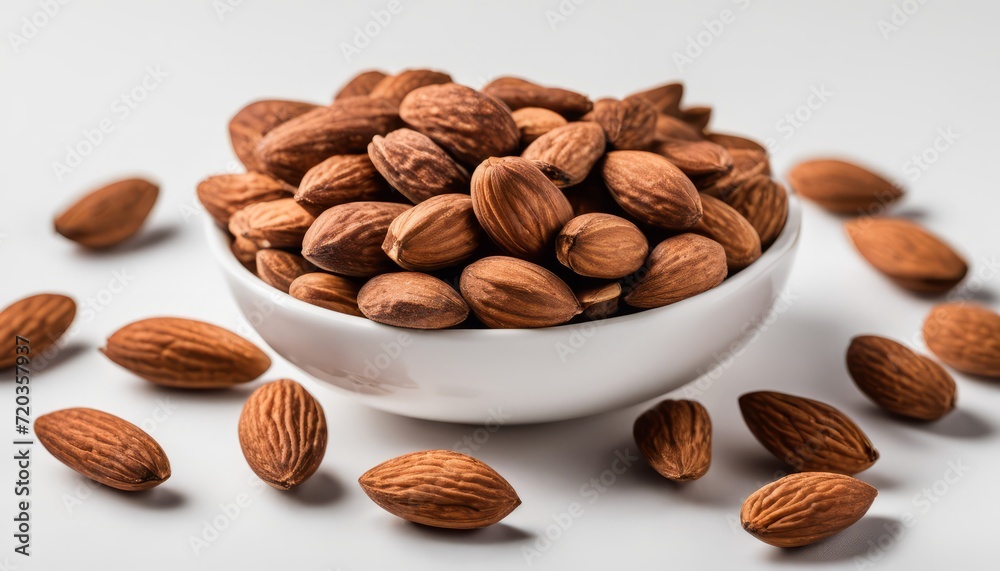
[634,399,712,481]
[556,214,648,279]
[36,408,171,491]
[847,335,957,420]
[695,148,770,199]
[231,235,259,273]
[399,83,520,167]
[0,294,76,368]
[705,132,768,154]
[739,391,879,475]
[725,175,788,249]
[368,69,453,105]
[238,379,327,490]
[844,218,967,293]
[521,122,606,188]
[334,69,388,100]
[511,107,568,146]
[295,154,393,216]
[358,272,469,329]
[359,450,521,529]
[368,128,470,204]
[470,156,574,261]
[923,303,1000,378]
[257,97,401,184]
[741,472,877,548]
[302,202,411,277]
[575,282,621,320]
[235,198,315,249]
[229,99,318,173]
[788,159,903,214]
[460,257,582,328]
[383,194,482,271]
[588,98,657,150]
[482,76,593,116]
[54,178,158,248]
[654,140,733,178]
[653,113,704,143]
[100,317,271,389]
[679,106,712,131]
[255,250,316,293]
[624,234,727,309]
[627,82,684,115]
[197,172,294,227]
[289,273,363,317]
[602,150,702,230]
[692,193,762,272]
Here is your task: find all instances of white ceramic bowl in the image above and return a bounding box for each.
[206,195,801,424]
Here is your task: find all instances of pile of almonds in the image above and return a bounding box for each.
[198,69,790,329]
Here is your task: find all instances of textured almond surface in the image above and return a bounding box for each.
[847,335,956,420]
[383,194,482,271]
[359,450,521,529]
[576,282,621,320]
[589,98,657,150]
[460,256,582,328]
[739,391,879,474]
[705,132,768,154]
[679,106,712,130]
[295,154,392,215]
[368,69,452,105]
[0,293,76,368]
[334,69,387,100]
[627,82,684,115]
[741,472,877,548]
[235,198,316,249]
[289,273,363,317]
[368,128,470,203]
[923,303,1000,378]
[654,140,733,178]
[788,158,903,214]
[653,113,703,143]
[556,213,648,279]
[101,317,271,388]
[358,272,469,329]
[521,122,606,188]
[255,249,316,293]
[54,178,158,248]
[302,201,410,277]
[724,174,788,249]
[482,76,592,116]
[692,193,762,272]
[624,234,727,309]
[602,150,702,230]
[238,379,327,490]
[228,99,318,172]
[845,218,967,293]
[36,408,170,491]
[511,107,568,145]
[197,172,293,226]
[634,399,712,481]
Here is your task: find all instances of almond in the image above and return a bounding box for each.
[334,69,388,100]
[724,174,788,249]
[556,213,648,279]
[197,172,293,226]
[54,178,158,248]
[602,150,702,230]
[358,449,521,529]
[847,335,956,420]
[238,379,327,490]
[229,99,318,172]
[521,122,606,188]
[470,156,574,261]
[678,105,712,130]
[358,272,469,329]
[623,234,727,309]
[231,235,259,272]
[844,218,967,293]
[633,399,712,481]
[36,408,170,491]
[653,113,704,143]
[653,140,733,178]
[627,82,684,115]
[289,273,363,317]
[482,76,592,116]
[692,193,762,272]
[0,294,76,368]
[575,282,621,320]
[511,107,568,146]
[295,154,393,216]
[368,128,470,204]
[302,201,410,277]
[741,472,877,548]
[234,198,315,249]
[399,83,519,167]
[739,391,879,475]
[255,249,316,293]
[368,69,452,105]
[694,148,769,198]
[705,132,768,154]
[788,159,903,214]
[101,317,271,388]
[257,97,401,184]
[588,97,657,150]
[460,256,582,328]
[383,194,482,271]
[923,303,1000,378]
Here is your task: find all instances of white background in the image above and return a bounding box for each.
[2,0,999,569]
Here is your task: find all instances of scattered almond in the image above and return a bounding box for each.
[634,399,712,481]
[923,303,1000,378]
[0,294,76,369]
[788,159,902,214]
[54,178,158,248]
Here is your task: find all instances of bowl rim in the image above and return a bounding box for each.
[206,192,802,337]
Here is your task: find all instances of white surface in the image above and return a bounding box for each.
[2,0,998,569]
